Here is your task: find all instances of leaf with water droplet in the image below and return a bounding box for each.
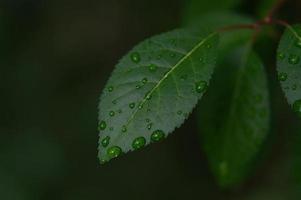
[98,28,219,163]
[198,47,270,187]
[277,24,301,117]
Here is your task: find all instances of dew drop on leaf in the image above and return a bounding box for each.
[277,52,285,60]
[206,43,212,49]
[136,85,141,89]
[107,146,122,159]
[292,84,297,90]
[109,111,115,117]
[148,64,157,72]
[147,123,153,130]
[177,110,183,115]
[195,81,208,93]
[130,52,141,63]
[278,72,287,81]
[180,75,187,81]
[101,136,110,147]
[142,78,148,84]
[98,121,107,131]
[288,54,300,65]
[293,99,301,116]
[151,130,165,142]
[129,102,136,109]
[122,126,127,133]
[108,86,114,92]
[112,100,117,105]
[132,137,146,150]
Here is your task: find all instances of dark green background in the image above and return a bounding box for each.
[0,0,301,199]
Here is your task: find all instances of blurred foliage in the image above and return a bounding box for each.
[0,0,301,199]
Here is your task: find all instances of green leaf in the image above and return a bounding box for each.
[277,24,301,117]
[183,12,253,56]
[198,47,270,187]
[181,0,242,25]
[98,29,219,163]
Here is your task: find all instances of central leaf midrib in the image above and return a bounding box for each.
[124,32,217,129]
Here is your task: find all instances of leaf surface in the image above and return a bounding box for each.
[98,29,219,163]
[277,24,301,117]
[198,47,270,187]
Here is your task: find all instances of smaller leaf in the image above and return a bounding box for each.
[198,47,270,187]
[277,24,301,117]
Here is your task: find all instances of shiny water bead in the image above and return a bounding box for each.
[129,102,135,109]
[98,121,107,131]
[195,81,208,93]
[151,130,165,142]
[149,64,157,72]
[108,86,114,92]
[177,110,183,115]
[131,52,141,63]
[107,146,122,159]
[293,99,301,116]
[147,123,153,130]
[109,111,115,117]
[278,72,287,81]
[277,52,285,60]
[142,78,148,84]
[132,137,146,150]
[288,54,300,65]
[101,136,110,147]
[121,126,127,133]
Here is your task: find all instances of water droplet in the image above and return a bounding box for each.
[129,102,136,109]
[151,130,165,142]
[206,43,212,49]
[278,72,287,81]
[146,118,151,123]
[147,123,153,130]
[195,81,208,93]
[278,52,285,60]
[136,85,141,89]
[109,111,115,117]
[131,52,140,63]
[295,40,301,48]
[138,103,143,110]
[107,146,122,159]
[142,78,148,84]
[122,126,127,133]
[112,100,117,105]
[98,121,107,131]
[146,94,152,100]
[118,109,122,113]
[101,136,110,147]
[293,99,301,116]
[108,86,114,92]
[132,137,146,150]
[288,54,300,65]
[177,110,183,115]
[292,84,297,90]
[100,159,107,164]
[149,64,157,72]
[157,55,162,60]
[170,53,176,58]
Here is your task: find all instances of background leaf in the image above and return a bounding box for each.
[277,24,301,117]
[198,47,270,187]
[98,28,219,163]
[181,0,242,25]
